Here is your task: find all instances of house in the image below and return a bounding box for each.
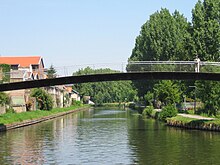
[0,56,45,81]
[71,90,81,102]
[0,56,45,113]
[65,85,81,102]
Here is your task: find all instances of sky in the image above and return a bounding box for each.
[0,0,198,73]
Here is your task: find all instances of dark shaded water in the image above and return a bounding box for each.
[1,108,220,164]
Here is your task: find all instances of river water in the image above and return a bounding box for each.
[1,108,220,165]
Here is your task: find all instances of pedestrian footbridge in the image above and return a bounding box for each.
[1,61,220,92]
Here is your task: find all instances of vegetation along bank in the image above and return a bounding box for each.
[142,105,220,132]
[0,105,90,132]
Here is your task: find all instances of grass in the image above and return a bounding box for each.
[0,105,89,125]
[167,115,220,126]
[168,115,199,123]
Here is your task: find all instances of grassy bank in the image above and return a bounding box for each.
[166,116,220,131]
[0,105,89,125]
[142,106,220,131]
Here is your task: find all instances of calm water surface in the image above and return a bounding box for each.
[1,108,220,165]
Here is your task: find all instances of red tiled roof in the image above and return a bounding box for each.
[0,56,42,67]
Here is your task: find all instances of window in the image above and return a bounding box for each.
[11,65,18,70]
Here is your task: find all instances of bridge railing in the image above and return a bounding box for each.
[127,61,196,72]
[1,61,220,83]
[127,61,220,73]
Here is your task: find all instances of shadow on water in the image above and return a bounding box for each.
[0,123,6,132]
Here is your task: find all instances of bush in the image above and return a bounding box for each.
[0,92,10,106]
[31,88,53,110]
[159,104,178,121]
[6,107,15,113]
[72,100,82,106]
[142,106,154,117]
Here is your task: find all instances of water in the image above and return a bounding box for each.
[1,108,220,164]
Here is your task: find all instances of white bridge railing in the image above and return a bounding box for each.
[1,61,220,83]
[126,61,220,73]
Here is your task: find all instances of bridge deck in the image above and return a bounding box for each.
[1,72,220,92]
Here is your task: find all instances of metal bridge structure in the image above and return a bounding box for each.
[1,61,220,92]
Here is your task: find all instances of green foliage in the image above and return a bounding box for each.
[159,104,178,120]
[127,8,194,97]
[0,64,11,83]
[144,91,153,106]
[128,0,220,118]
[31,88,53,110]
[153,80,182,105]
[72,100,82,106]
[47,65,57,78]
[73,67,137,106]
[192,0,220,61]
[196,81,220,116]
[0,92,10,106]
[129,8,192,62]
[6,107,15,113]
[190,0,220,116]
[142,106,154,117]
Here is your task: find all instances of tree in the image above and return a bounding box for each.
[196,81,220,116]
[129,8,192,62]
[153,80,182,106]
[192,0,220,115]
[73,67,137,105]
[0,64,11,83]
[31,88,53,110]
[144,91,154,106]
[128,8,193,97]
[192,0,220,61]
[47,65,57,79]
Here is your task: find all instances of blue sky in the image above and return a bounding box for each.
[0,0,198,70]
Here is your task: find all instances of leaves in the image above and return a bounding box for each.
[73,67,137,105]
[31,88,53,110]
[47,65,57,79]
[153,80,182,105]
[0,92,10,106]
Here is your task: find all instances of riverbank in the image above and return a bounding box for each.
[166,115,220,131]
[0,105,90,132]
[143,108,220,132]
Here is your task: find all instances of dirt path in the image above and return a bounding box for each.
[178,113,215,120]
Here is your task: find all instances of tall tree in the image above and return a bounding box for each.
[129,8,193,62]
[47,65,57,79]
[192,0,220,61]
[192,0,220,115]
[128,8,192,97]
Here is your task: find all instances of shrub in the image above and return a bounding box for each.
[142,106,154,117]
[159,104,178,121]
[31,88,53,110]
[72,100,82,106]
[0,92,10,106]
[6,107,15,113]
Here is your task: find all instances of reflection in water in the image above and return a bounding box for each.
[1,108,220,164]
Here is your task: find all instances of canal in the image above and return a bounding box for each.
[1,108,220,164]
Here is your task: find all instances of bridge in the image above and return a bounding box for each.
[1,61,220,92]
